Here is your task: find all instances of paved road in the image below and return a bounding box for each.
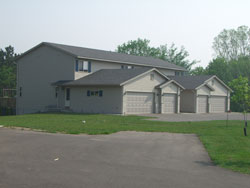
[140,112,250,122]
[0,128,249,188]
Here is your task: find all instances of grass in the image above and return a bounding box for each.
[0,113,250,174]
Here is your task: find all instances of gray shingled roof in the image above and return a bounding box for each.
[44,42,186,71]
[169,75,214,89]
[62,68,153,86]
[51,80,72,86]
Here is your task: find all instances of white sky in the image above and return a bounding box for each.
[1,0,249,68]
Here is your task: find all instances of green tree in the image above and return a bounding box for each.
[205,58,231,84]
[190,66,207,75]
[116,38,197,71]
[212,25,250,61]
[229,76,250,112]
[0,46,18,96]
[229,76,250,135]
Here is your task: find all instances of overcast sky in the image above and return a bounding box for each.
[1,0,249,67]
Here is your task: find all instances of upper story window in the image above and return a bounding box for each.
[121,65,134,69]
[175,71,184,76]
[19,87,22,97]
[150,74,154,81]
[75,60,91,72]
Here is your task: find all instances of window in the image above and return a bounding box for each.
[175,71,184,76]
[55,87,58,98]
[150,74,154,81]
[121,65,134,69]
[66,88,70,101]
[212,80,214,86]
[99,90,103,97]
[19,87,22,97]
[127,65,133,69]
[87,90,103,97]
[76,60,91,72]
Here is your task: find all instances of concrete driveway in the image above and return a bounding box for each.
[140,112,250,122]
[0,128,249,188]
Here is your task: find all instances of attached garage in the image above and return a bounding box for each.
[158,80,184,114]
[170,75,232,114]
[126,92,154,114]
[210,96,226,113]
[197,95,208,113]
[162,94,177,113]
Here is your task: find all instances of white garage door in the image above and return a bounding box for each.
[162,94,177,113]
[198,96,208,113]
[210,96,226,113]
[126,92,154,114]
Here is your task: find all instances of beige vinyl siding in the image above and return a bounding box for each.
[123,71,166,92]
[197,85,210,95]
[69,86,123,114]
[208,79,228,96]
[158,68,176,76]
[123,70,166,114]
[16,45,75,114]
[75,59,178,80]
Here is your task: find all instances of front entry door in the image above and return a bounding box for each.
[65,88,70,107]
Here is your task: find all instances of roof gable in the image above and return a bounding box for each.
[169,75,214,90]
[169,75,232,92]
[158,80,185,90]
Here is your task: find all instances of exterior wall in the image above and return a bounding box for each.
[197,85,210,95]
[180,90,195,113]
[123,70,166,92]
[74,59,177,80]
[161,83,178,94]
[74,60,123,79]
[123,70,166,114]
[158,68,176,76]
[207,79,228,96]
[16,45,75,114]
[69,86,123,114]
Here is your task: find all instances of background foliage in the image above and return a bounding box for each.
[117,38,197,71]
[0,46,18,97]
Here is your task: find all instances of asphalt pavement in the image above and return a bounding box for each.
[0,128,249,188]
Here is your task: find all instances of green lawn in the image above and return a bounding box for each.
[0,113,250,174]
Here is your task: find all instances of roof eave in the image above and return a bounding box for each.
[158,80,185,90]
[77,56,187,72]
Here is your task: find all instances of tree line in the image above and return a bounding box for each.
[0,46,18,97]
[0,25,249,111]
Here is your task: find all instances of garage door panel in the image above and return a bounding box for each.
[198,96,207,113]
[126,92,154,114]
[163,94,176,113]
[210,96,226,113]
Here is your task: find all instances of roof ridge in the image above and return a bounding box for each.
[45,42,172,62]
